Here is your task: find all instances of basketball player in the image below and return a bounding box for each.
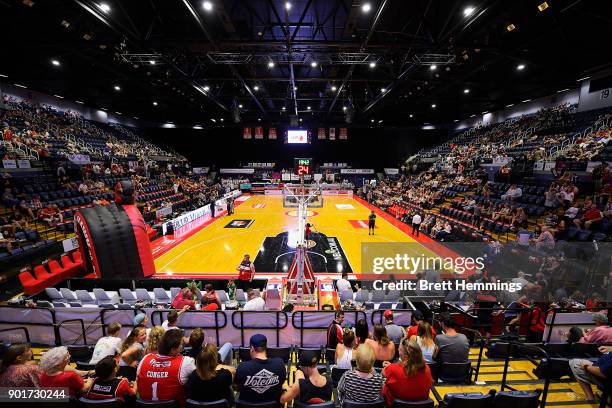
[368,210,376,235]
[305,223,314,241]
[237,254,255,290]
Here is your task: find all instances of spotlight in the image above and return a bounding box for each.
[343,106,347,111]
[285,2,291,10]
[506,23,516,32]
[369,61,376,68]
[307,106,311,110]
[113,85,121,91]
[430,64,437,71]
[362,3,371,13]
[253,85,259,91]
[294,86,298,91]
[51,59,61,67]
[53,95,64,99]
[310,61,317,67]
[431,103,437,108]
[153,101,158,106]
[538,2,549,12]
[203,1,213,11]
[268,61,275,68]
[75,100,84,104]
[203,85,210,91]
[149,60,156,65]
[409,114,414,118]
[463,6,475,17]
[299,118,303,122]
[371,119,375,123]
[381,88,386,93]
[258,118,262,121]
[517,64,525,71]
[331,85,337,91]
[98,3,110,13]
[238,104,243,108]
[464,88,470,94]
[282,106,286,111]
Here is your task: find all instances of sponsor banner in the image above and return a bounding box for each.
[156,205,173,218]
[62,236,79,252]
[193,167,209,174]
[281,173,291,181]
[339,127,348,140]
[340,168,375,174]
[335,204,355,210]
[243,127,252,139]
[220,168,255,174]
[384,168,399,175]
[224,219,254,229]
[239,183,252,190]
[2,159,17,169]
[67,154,91,165]
[269,128,277,139]
[264,189,283,195]
[17,159,31,168]
[247,163,275,168]
[321,190,353,197]
[317,128,326,139]
[313,173,323,182]
[255,126,264,139]
[329,127,336,140]
[170,204,212,231]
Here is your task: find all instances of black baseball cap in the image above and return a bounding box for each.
[298,349,319,367]
[250,334,267,348]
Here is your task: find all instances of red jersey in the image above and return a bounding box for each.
[238,260,253,281]
[85,377,135,401]
[39,371,84,397]
[382,363,433,406]
[137,353,190,403]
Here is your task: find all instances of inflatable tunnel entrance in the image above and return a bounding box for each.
[74,204,156,279]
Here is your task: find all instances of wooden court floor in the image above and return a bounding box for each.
[154,195,440,277]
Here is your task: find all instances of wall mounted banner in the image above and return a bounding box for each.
[192,167,210,174]
[220,168,255,174]
[340,168,375,174]
[2,160,17,169]
[339,128,348,140]
[384,168,399,175]
[243,127,252,139]
[317,128,326,139]
[269,128,277,139]
[255,126,264,139]
[67,154,91,165]
[329,128,336,140]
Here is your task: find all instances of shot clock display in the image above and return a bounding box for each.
[294,158,313,175]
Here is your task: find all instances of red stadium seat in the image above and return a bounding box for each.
[61,254,84,277]
[19,270,45,295]
[72,251,82,265]
[48,260,70,280]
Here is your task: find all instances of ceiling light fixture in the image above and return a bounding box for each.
[193,125,203,129]
[0,74,7,78]
[431,103,437,108]
[211,119,217,123]
[310,61,317,67]
[294,86,298,91]
[203,85,210,91]
[253,85,259,91]
[114,85,121,91]
[149,60,156,65]
[517,64,526,71]
[470,114,476,117]
[538,2,549,12]
[98,3,111,13]
[75,100,84,104]
[409,114,414,118]
[576,76,590,82]
[115,111,122,115]
[506,23,516,32]
[343,106,347,111]
[203,1,213,11]
[522,99,531,103]
[371,119,375,123]
[307,106,311,110]
[153,101,158,106]
[381,88,386,93]
[14,83,27,88]
[430,64,437,71]
[369,61,377,68]
[285,2,291,10]
[506,103,514,107]
[331,85,337,91]
[238,104,243,108]
[51,59,61,67]
[463,6,475,17]
[464,88,470,94]
[268,61,275,68]
[282,106,286,111]
[54,94,64,99]
[362,3,372,13]
[258,118,262,122]
[557,88,570,93]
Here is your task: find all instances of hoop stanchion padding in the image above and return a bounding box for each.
[74,203,156,279]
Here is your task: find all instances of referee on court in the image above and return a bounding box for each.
[368,210,376,235]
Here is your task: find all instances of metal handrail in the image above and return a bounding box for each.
[56,318,88,346]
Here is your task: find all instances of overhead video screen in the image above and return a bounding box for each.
[287,129,308,144]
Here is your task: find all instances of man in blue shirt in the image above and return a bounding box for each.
[569,347,612,401]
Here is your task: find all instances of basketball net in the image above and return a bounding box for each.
[284,176,321,305]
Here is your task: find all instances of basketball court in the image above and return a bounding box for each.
[152,193,450,279]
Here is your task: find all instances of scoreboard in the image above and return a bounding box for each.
[294,158,312,175]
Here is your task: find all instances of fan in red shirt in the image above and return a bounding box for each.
[171,287,198,310]
[39,346,93,397]
[406,310,436,339]
[382,339,433,406]
[137,329,195,404]
[85,355,136,402]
